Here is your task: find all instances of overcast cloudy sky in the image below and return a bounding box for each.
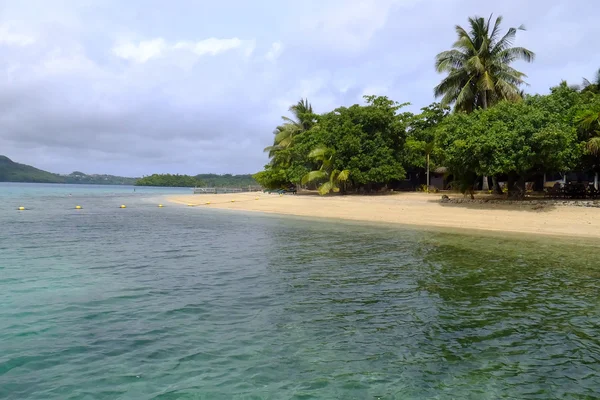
[0,0,598,176]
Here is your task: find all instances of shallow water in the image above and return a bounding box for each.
[1,183,599,399]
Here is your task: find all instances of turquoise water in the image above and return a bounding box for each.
[1,183,600,399]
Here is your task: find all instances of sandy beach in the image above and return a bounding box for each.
[167,192,600,239]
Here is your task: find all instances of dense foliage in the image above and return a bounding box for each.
[135,174,204,187]
[194,174,257,188]
[255,14,600,198]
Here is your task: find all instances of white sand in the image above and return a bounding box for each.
[167,192,600,239]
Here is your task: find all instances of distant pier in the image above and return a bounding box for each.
[193,185,262,194]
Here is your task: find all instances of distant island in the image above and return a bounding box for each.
[135,173,257,187]
[0,155,137,185]
[135,174,203,187]
[0,155,258,187]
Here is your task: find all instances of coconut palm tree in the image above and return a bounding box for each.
[576,109,600,155]
[301,146,350,195]
[284,98,315,131]
[264,98,315,166]
[434,14,535,113]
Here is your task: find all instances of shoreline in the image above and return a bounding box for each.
[167,192,600,240]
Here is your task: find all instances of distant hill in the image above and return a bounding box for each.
[0,155,258,187]
[0,156,137,185]
[0,155,65,183]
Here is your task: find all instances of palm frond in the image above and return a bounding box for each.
[586,136,600,156]
[308,146,329,160]
[479,71,495,91]
[435,50,466,72]
[301,170,328,185]
[455,76,476,110]
[467,55,484,73]
[576,110,600,132]
[497,46,535,63]
[337,170,350,182]
[489,14,503,42]
[318,181,334,195]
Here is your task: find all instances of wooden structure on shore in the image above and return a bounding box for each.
[193,185,262,194]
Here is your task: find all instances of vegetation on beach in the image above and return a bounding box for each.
[194,174,257,188]
[135,174,204,187]
[135,173,258,187]
[254,14,600,198]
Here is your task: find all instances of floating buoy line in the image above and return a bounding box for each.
[12,194,293,210]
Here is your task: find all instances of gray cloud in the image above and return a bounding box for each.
[0,0,598,176]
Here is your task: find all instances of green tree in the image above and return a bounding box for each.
[434,14,535,112]
[405,103,450,188]
[135,174,204,187]
[309,96,410,192]
[438,101,579,198]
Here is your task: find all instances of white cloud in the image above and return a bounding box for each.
[175,38,245,56]
[0,24,35,46]
[112,38,167,63]
[113,37,254,63]
[265,41,283,62]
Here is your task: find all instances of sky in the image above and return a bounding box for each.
[0,0,598,176]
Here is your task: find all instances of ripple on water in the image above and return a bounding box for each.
[1,194,600,399]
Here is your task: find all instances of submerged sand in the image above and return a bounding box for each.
[167,192,600,239]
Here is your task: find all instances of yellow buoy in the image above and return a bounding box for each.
[255,197,259,200]
[18,206,25,211]
[205,202,210,205]
[279,193,283,197]
[75,205,82,209]
[187,204,194,207]
[158,204,163,208]
[120,205,126,208]
[231,200,235,203]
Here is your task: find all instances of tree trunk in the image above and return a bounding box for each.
[492,176,503,195]
[507,174,525,199]
[479,92,490,193]
[426,153,430,191]
[595,172,599,190]
[482,176,490,191]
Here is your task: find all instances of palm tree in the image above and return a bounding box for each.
[582,68,600,95]
[434,14,535,113]
[262,99,316,191]
[264,98,315,166]
[576,109,600,155]
[283,98,315,131]
[301,146,350,195]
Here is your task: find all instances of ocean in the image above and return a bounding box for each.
[1,182,599,399]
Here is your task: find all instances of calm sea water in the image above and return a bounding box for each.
[1,183,599,399]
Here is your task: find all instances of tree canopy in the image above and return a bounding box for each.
[135,174,204,187]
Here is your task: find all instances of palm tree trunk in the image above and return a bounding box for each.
[595,172,599,190]
[481,91,489,191]
[426,153,430,191]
